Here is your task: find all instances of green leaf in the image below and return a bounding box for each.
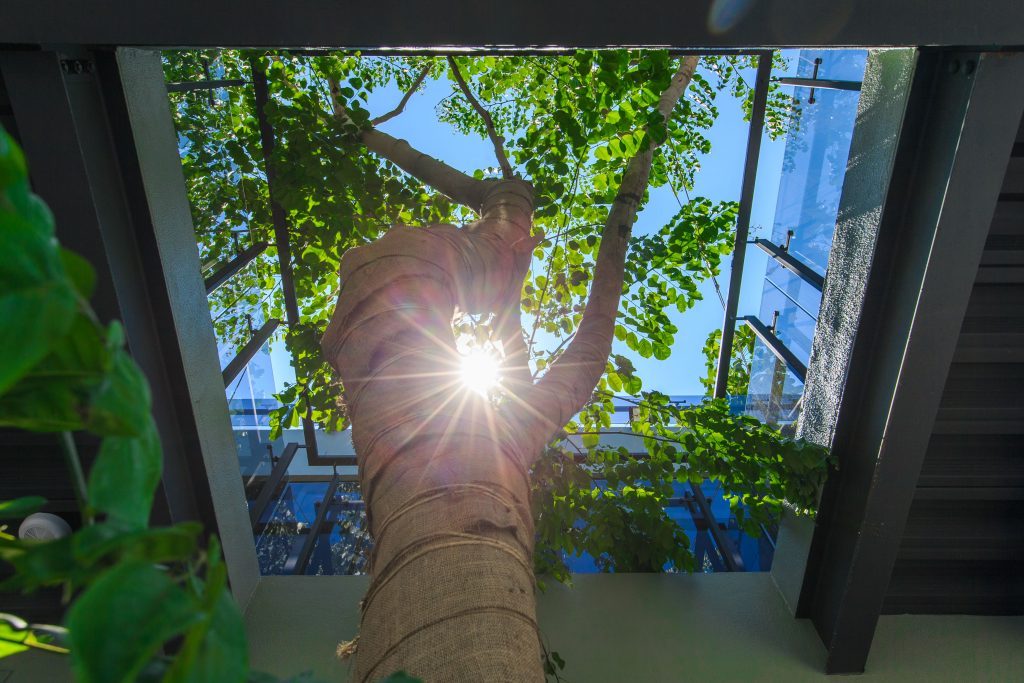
[0,496,46,519]
[87,417,162,529]
[163,591,247,683]
[0,278,76,397]
[0,127,27,188]
[581,433,599,449]
[0,613,68,659]
[60,248,97,299]
[88,349,152,437]
[0,130,76,395]
[67,562,203,683]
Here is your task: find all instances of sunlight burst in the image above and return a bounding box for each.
[459,349,502,397]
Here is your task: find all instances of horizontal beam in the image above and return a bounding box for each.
[741,316,807,382]
[753,238,825,291]
[248,442,299,526]
[204,240,269,294]
[221,318,280,386]
[3,2,1024,48]
[776,76,862,92]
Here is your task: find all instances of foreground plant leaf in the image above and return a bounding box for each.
[67,562,203,683]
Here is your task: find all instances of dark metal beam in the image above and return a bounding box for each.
[222,318,280,386]
[797,49,1024,674]
[0,49,219,533]
[3,1,1024,48]
[753,238,825,291]
[166,77,246,93]
[247,442,299,526]
[290,475,341,575]
[776,77,862,92]
[741,316,808,382]
[204,240,269,294]
[689,483,744,572]
[714,52,772,399]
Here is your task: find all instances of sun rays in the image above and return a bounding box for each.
[458,348,502,397]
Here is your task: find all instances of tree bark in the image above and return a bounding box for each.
[322,180,543,682]
[321,56,698,681]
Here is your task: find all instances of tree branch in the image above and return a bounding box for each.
[518,56,700,454]
[446,57,514,180]
[370,63,433,126]
[328,76,489,210]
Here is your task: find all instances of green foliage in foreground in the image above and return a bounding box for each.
[0,128,326,682]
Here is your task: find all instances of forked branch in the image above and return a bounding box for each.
[370,62,433,126]
[447,57,514,180]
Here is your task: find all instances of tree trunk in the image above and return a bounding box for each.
[323,179,545,682]
[321,56,699,682]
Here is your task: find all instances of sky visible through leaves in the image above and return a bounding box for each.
[265,51,807,397]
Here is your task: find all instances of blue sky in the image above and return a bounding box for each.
[271,52,802,396]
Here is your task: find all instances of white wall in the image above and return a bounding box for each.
[242,573,1024,682]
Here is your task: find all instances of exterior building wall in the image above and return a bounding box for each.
[240,574,1024,683]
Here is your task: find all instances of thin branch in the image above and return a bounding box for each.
[526,154,585,353]
[59,432,93,525]
[446,57,514,180]
[574,431,685,445]
[666,142,726,309]
[532,330,577,380]
[370,63,433,126]
[326,74,488,210]
[519,57,701,457]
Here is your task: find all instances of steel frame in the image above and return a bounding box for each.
[713,52,772,398]
[797,49,1024,673]
[752,238,825,292]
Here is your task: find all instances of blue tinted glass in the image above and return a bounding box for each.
[771,51,864,275]
[764,260,822,323]
[798,49,868,82]
[758,281,817,364]
[745,340,804,426]
[744,49,866,431]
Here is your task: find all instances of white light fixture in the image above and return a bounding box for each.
[18,513,72,541]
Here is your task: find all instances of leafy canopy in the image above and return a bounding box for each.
[165,50,831,577]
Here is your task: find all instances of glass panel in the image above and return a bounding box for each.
[764,259,822,320]
[757,280,817,365]
[744,48,867,437]
[772,53,865,276]
[306,483,371,576]
[745,339,804,428]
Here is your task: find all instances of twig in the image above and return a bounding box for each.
[370,62,433,126]
[666,169,726,309]
[532,331,578,380]
[574,431,685,446]
[446,57,514,179]
[59,432,93,525]
[526,155,585,353]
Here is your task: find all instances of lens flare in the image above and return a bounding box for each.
[460,348,501,397]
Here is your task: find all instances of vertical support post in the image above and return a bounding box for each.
[714,51,772,399]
